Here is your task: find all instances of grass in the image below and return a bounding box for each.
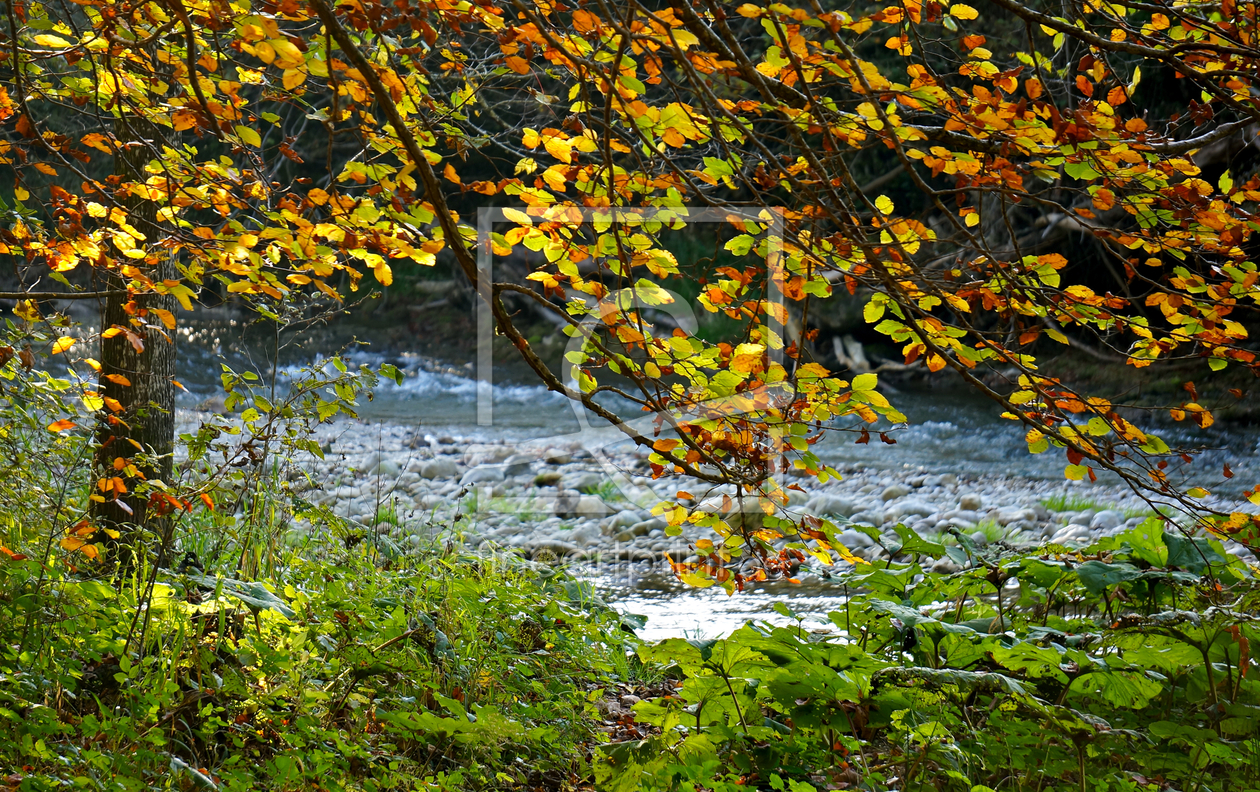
[0,521,639,792]
[1040,493,1106,513]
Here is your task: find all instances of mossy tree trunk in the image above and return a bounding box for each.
[91,115,178,564]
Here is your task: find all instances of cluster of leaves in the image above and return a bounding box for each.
[600,520,1260,791]
[7,0,1260,583]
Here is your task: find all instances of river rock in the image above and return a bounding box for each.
[568,524,600,546]
[569,472,604,492]
[1050,524,1090,544]
[543,448,572,465]
[881,484,911,501]
[1090,509,1125,531]
[527,540,578,562]
[405,457,431,474]
[996,507,1036,526]
[420,458,459,479]
[534,471,562,487]
[807,494,856,517]
[849,510,883,526]
[890,498,934,519]
[502,454,535,477]
[576,495,610,519]
[959,493,983,510]
[464,445,513,466]
[630,518,665,536]
[664,544,691,562]
[552,490,581,517]
[838,528,874,548]
[605,510,640,532]
[460,466,504,485]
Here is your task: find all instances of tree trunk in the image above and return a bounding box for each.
[92,116,178,563]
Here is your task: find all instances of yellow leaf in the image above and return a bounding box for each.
[34,34,73,47]
[152,308,176,330]
[875,195,894,215]
[949,3,979,19]
[373,262,393,286]
[269,38,305,69]
[1064,464,1088,481]
[544,136,573,164]
[282,68,307,90]
[522,128,541,149]
[51,336,75,354]
[235,125,262,147]
[502,207,533,226]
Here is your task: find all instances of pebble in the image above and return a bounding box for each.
[881,484,911,501]
[959,493,983,511]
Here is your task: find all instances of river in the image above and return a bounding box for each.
[171,315,1260,639]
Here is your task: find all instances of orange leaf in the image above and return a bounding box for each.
[200,493,215,511]
[51,336,75,354]
[152,308,176,330]
[652,438,680,452]
[505,55,530,74]
[104,374,132,386]
[47,419,76,432]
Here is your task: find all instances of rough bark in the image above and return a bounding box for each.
[91,115,178,560]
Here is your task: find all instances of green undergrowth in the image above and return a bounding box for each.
[600,522,1260,792]
[0,543,638,792]
[4,326,1260,791]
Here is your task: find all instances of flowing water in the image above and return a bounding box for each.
[172,314,1260,638]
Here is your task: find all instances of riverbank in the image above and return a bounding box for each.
[178,409,1260,588]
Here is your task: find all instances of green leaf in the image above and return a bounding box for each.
[235,125,263,147]
[725,234,755,256]
[1075,560,1142,595]
[1071,670,1162,709]
[1064,161,1100,180]
[851,372,878,391]
[184,574,296,619]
